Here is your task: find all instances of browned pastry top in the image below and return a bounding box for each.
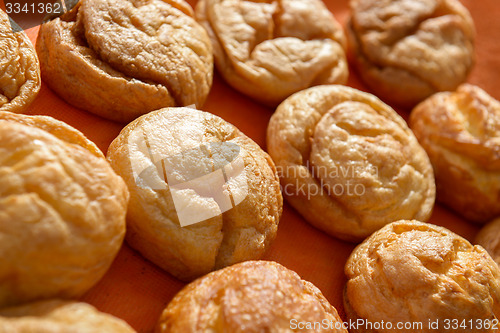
[107,107,282,280]
[411,84,500,170]
[0,300,136,332]
[156,260,347,333]
[410,84,500,223]
[348,0,475,106]
[476,218,500,267]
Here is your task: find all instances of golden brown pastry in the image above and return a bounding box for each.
[107,107,282,281]
[267,85,435,242]
[0,112,129,307]
[410,84,500,223]
[195,0,348,106]
[156,260,347,333]
[476,218,500,267]
[0,10,41,113]
[347,0,475,107]
[36,0,213,122]
[0,300,136,333]
[345,220,500,333]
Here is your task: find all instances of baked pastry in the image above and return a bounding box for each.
[0,112,129,307]
[410,84,500,223]
[347,0,475,107]
[267,85,435,242]
[107,107,282,281]
[36,0,213,122]
[345,220,500,333]
[0,10,41,113]
[195,0,348,106]
[476,218,500,267]
[156,260,347,333]
[0,300,135,332]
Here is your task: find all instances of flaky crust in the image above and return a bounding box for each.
[36,0,213,122]
[107,107,282,281]
[195,0,348,106]
[156,260,347,333]
[0,300,136,333]
[0,116,128,307]
[410,84,500,223]
[344,220,500,333]
[267,85,435,242]
[0,10,41,113]
[347,0,475,107]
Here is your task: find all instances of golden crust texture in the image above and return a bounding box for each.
[36,0,213,122]
[0,10,41,113]
[156,260,347,333]
[347,0,475,107]
[0,300,136,333]
[0,111,102,158]
[344,220,500,333]
[0,114,129,307]
[410,84,500,223]
[476,218,500,267]
[107,107,282,281]
[195,0,348,106]
[267,85,435,242]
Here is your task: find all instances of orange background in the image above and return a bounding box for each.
[15,0,500,331]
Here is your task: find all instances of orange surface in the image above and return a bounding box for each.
[13,0,500,331]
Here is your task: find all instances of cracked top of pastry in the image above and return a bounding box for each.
[348,0,475,107]
[196,0,348,106]
[0,300,136,332]
[36,0,213,122]
[107,107,282,281]
[345,220,500,333]
[267,85,435,241]
[157,260,347,333]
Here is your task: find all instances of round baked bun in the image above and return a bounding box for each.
[107,107,282,281]
[0,9,41,113]
[267,85,435,242]
[0,300,135,332]
[347,0,475,107]
[410,84,500,223]
[0,112,129,307]
[195,0,348,106]
[345,220,500,333]
[476,218,500,267]
[36,0,213,122]
[156,261,348,333]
